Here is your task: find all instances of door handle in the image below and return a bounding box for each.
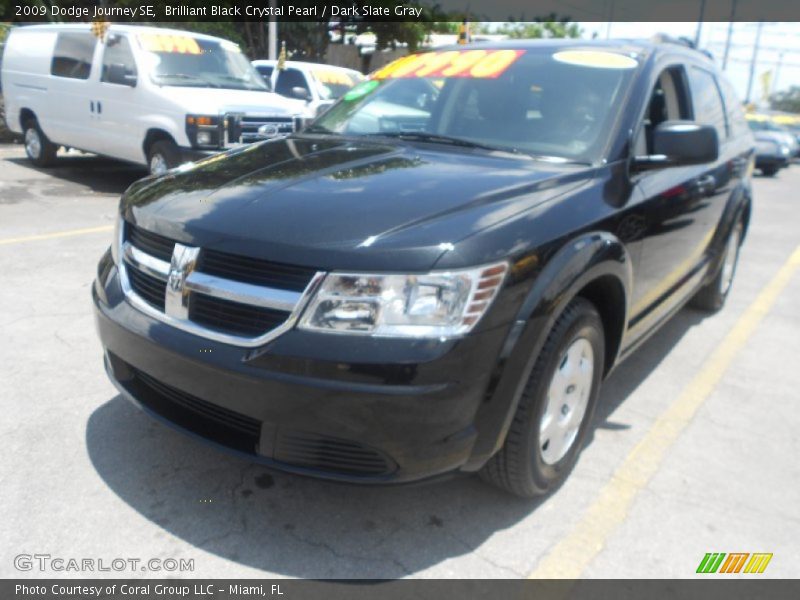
[696,174,716,195]
[90,101,95,113]
[97,101,102,115]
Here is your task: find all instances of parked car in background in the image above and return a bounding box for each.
[2,24,313,175]
[95,39,754,497]
[747,116,793,176]
[252,59,366,116]
[746,113,799,157]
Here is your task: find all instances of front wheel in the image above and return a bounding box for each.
[147,140,181,176]
[23,119,58,167]
[480,297,605,498]
[760,166,779,177]
[691,219,743,312]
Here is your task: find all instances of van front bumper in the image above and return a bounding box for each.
[92,262,509,484]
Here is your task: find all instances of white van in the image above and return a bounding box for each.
[2,24,313,175]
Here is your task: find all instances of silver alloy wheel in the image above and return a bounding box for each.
[720,221,742,296]
[149,153,169,176]
[25,127,42,160]
[539,337,594,465]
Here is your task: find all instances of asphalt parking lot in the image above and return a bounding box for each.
[1,144,798,579]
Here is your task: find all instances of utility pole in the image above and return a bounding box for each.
[722,0,738,70]
[694,0,707,46]
[745,21,764,104]
[605,0,614,39]
[268,0,277,60]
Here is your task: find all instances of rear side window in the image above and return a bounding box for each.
[101,34,137,83]
[688,67,727,140]
[51,32,97,80]
[718,76,749,139]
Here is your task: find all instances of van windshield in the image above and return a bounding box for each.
[312,47,638,163]
[137,33,268,91]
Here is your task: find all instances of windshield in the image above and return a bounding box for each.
[311,68,367,100]
[137,33,268,91]
[312,48,638,162]
[747,119,788,133]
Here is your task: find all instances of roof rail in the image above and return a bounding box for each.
[651,33,696,49]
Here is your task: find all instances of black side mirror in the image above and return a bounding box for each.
[290,86,311,101]
[633,120,718,171]
[106,63,137,87]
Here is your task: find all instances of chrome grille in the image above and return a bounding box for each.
[119,220,324,346]
[237,116,295,143]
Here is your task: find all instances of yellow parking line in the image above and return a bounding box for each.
[529,245,800,579]
[0,225,113,246]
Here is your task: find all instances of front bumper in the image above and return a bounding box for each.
[93,259,509,484]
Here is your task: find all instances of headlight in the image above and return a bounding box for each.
[185,114,222,148]
[298,262,508,338]
[780,144,790,155]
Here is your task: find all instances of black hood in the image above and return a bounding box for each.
[123,136,590,271]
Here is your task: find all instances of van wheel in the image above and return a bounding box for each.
[23,119,58,167]
[479,297,605,498]
[147,140,180,176]
[691,219,743,312]
[760,166,778,177]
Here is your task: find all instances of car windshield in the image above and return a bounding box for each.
[311,68,367,100]
[311,47,638,162]
[747,119,787,133]
[138,33,268,91]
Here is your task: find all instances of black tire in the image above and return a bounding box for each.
[23,119,58,167]
[147,139,181,176]
[760,166,778,177]
[479,297,605,498]
[691,219,743,312]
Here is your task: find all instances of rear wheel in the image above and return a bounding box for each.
[23,119,58,167]
[147,139,180,176]
[691,219,743,312]
[760,166,778,177]
[479,297,605,498]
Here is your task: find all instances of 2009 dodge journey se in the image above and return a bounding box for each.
[93,39,755,497]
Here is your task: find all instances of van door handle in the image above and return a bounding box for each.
[90,101,95,113]
[97,101,102,115]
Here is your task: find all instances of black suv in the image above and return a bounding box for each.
[93,40,754,497]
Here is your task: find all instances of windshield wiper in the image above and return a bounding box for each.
[369,131,509,153]
[155,73,220,88]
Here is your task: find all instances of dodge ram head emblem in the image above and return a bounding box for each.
[165,244,200,320]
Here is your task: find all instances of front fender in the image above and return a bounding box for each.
[464,231,633,470]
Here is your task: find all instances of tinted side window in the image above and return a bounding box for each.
[101,34,137,83]
[51,32,96,80]
[688,67,727,140]
[718,76,749,139]
[275,68,309,97]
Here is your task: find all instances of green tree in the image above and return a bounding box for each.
[770,86,800,114]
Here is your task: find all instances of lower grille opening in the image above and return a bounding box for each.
[274,431,395,477]
[126,364,261,454]
[127,268,167,311]
[190,293,289,337]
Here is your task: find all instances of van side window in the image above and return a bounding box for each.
[635,66,691,155]
[688,67,728,140]
[51,32,97,80]
[101,35,137,84]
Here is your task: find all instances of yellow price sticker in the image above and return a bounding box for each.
[372,49,524,80]
[138,33,202,55]
[313,70,354,86]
